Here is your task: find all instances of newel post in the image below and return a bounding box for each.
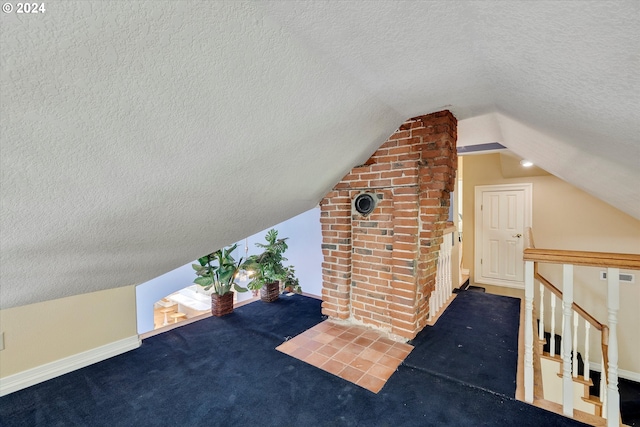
[561,264,574,417]
[606,268,620,427]
[524,260,534,403]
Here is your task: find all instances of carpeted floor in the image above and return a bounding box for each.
[0,293,591,426]
[406,291,520,397]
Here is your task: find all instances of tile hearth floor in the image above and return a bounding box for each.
[276,320,413,393]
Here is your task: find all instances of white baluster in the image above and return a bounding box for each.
[562,264,574,416]
[443,242,448,303]
[447,234,453,296]
[445,236,450,298]
[573,311,578,378]
[524,260,534,403]
[437,249,443,311]
[561,306,565,361]
[435,251,442,312]
[606,268,620,427]
[550,294,556,357]
[440,240,445,310]
[441,244,446,309]
[584,321,590,381]
[429,288,434,322]
[539,283,545,341]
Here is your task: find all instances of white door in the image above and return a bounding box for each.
[474,184,532,288]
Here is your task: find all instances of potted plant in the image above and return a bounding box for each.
[281,266,302,294]
[242,229,300,302]
[192,243,248,316]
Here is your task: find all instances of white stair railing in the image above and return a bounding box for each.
[536,271,609,417]
[523,228,639,427]
[428,231,454,322]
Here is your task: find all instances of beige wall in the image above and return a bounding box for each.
[462,153,640,375]
[0,285,137,377]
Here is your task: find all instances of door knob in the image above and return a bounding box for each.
[513,233,522,238]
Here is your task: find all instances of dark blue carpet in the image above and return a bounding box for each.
[406,290,521,397]
[0,293,589,426]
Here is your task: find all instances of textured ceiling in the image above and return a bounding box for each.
[1,1,638,309]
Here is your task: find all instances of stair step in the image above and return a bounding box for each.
[533,398,607,427]
[555,372,594,387]
[582,394,603,408]
[530,320,630,425]
[540,352,562,362]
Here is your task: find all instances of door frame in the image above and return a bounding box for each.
[474,183,532,289]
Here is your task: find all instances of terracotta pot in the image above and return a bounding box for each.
[260,281,280,302]
[211,292,234,317]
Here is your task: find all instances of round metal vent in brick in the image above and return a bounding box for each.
[354,193,376,216]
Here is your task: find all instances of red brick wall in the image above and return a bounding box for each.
[320,111,457,339]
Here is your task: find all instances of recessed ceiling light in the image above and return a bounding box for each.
[520,160,533,167]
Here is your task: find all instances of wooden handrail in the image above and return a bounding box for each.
[601,325,609,347]
[524,248,640,269]
[525,226,628,331]
[534,272,603,331]
[601,326,609,384]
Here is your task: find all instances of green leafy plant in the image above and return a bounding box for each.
[281,265,302,293]
[242,229,300,292]
[192,243,248,296]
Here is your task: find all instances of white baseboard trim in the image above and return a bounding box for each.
[474,278,525,290]
[301,292,322,300]
[588,361,640,383]
[0,335,141,397]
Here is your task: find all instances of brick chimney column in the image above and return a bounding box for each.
[320,110,457,339]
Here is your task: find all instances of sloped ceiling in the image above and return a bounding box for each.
[1,1,638,309]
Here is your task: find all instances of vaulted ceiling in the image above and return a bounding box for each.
[1,1,638,309]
